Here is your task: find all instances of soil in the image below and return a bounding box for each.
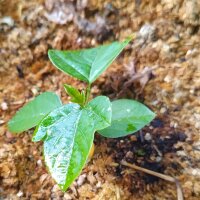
[1,0,200,199]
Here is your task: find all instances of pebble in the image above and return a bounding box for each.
[0,119,5,125]
[144,133,152,141]
[0,16,15,27]
[177,150,187,157]
[96,181,102,188]
[17,190,23,197]
[130,135,137,142]
[170,121,178,128]
[76,173,86,186]
[164,75,172,83]
[125,151,133,158]
[185,48,198,59]
[156,156,162,162]
[139,24,156,40]
[191,168,200,176]
[160,107,167,114]
[1,102,8,110]
[37,159,42,167]
[31,87,38,95]
[87,172,97,184]
[64,193,72,200]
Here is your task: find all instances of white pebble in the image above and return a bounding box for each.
[156,156,162,162]
[37,159,42,167]
[139,24,155,40]
[96,181,102,188]
[77,174,86,186]
[17,191,23,197]
[144,133,152,141]
[1,102,8,110]
[160,107,167,114]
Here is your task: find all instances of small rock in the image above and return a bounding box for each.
[156,156,162,162]
[139,24,156,41]
[64,193,72,200]
[31,87,39,95]
[17,190,23,197]
[0,16,15,27]
[77,173,86,186]
[130,135,137,142]
[170,121,178,128]
[160,107,167,114]
[177,150,187,157]
[125,151,133,158]
[96,181,102,188]
[185,48,198,59]
[144,133,152,141]
[1,102,8,110]
[164,75,172,83]
[51,184,60,192]
[191,168,200,176]
[0,119,5,125]
[37,159,42,167]
[87,172,97,184]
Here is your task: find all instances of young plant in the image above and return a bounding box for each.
[8,38,155,191]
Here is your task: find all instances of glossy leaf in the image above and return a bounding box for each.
[48,38,131,83]
[64,84,85,106]
[98,99,155,138]
[32,96,111,191]
[8,92,62,133]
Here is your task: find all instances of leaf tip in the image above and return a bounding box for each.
[7,120,14,133]
[58,183,69,192]
[7,118,20,134]
[48,49,56,61]
[48,49,53,55]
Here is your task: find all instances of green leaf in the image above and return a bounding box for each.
[98,99,155,138]
[48,38,131,83]
[32,96,111,191]
[8,92,62,133]
[63,84,85,106]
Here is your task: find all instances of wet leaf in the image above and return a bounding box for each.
[32,96,111,191]
[64,84,85,106]
[8,92,62,133]
[48,38,131,83]
[98,99,155,138]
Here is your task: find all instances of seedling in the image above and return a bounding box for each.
[8,38,155,191]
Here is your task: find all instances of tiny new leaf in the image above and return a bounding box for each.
[32,96,111,191]
[8,92,62,133]
[64,84,85,106]
[48,38,131,84]
[98,99,155,138]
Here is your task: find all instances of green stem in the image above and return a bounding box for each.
[85,84,91,105]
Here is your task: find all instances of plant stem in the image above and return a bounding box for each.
[85,83,91,105]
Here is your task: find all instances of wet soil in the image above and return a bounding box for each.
[1,0,200,199]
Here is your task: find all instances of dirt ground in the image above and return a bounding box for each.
[0,0,200,199]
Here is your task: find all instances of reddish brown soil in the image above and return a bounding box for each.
[0,0,200,199]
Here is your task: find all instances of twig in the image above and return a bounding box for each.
[117,65,158,97]
[121,160,184,200]
[124,65,158,88]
